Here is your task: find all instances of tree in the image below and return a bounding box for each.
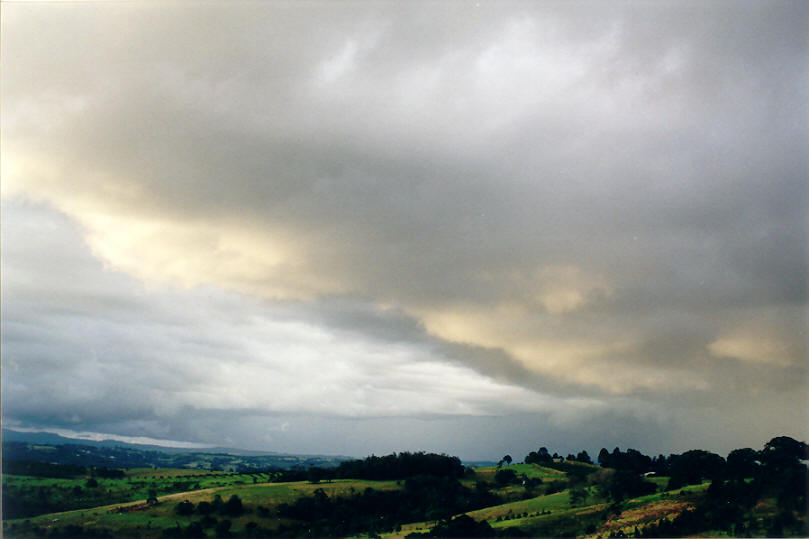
[598,448,611,467]
[224,494,244,516]
[667,450,725,489]
[499,455,513,467]
[426,514,493,537]
[146,488,158,505]
[196,501,213,515]
[726,448,759,480]
[184,521,205,538]
[214,519,232,537]
[307,467,323,483]
[525,446,552,465]
[494,468,518,486]
[570,487,588,506]
[606,470,656,501]
[175,500,194,516]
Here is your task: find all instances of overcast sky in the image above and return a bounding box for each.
[2,1,807,461]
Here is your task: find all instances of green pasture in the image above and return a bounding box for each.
[622,480,711,509]
[1,464,718,539]
[146,478,401,508]
[468,489,573,522]
[471,463,566,483]
[486,480,705,538]
[388,488,580,538]
[2,469,276,512]
[4,478,403,538]
[491,503,608,537]
[647,475,669,490]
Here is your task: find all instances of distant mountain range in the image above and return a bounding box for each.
[1,428,353,471]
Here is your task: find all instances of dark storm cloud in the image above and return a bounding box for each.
[2,1,807,453]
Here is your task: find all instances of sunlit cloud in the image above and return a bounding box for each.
[2,1,806,457]
[709,329,800,367]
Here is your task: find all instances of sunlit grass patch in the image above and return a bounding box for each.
[466,489,572,522]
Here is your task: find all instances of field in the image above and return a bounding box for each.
[3,461,573,537]
[1,469,274,520]
[3,443,806,538]
[4,478,404,538]
[0,468,735,538]
[469,463,566,483]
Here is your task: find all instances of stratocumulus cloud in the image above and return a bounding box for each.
[2,1,807,459]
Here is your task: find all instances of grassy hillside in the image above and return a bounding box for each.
[3,479,401,538]
[2,469,273,519]
[3,437,807,537]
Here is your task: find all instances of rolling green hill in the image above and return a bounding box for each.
[2,436,807,537]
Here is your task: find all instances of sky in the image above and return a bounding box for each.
[1,1,807,462]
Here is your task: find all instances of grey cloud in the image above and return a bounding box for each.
[3,200,590,435]
[3,1,808,454]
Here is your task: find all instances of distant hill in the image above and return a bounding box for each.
[463,460,498,467]
[1,428,352,471]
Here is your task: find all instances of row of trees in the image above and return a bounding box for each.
[334,452,465,480]
[271,451,467,484]
[527,436,807,484]
[275,474,501,537]
[175,494,244,517]
[524,447,593,465]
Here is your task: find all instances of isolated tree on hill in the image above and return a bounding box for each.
[502,455,512,466]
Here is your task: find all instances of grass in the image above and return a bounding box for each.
[622,480,711,509]
[470,463,565,483]
[492,503,608,537]
[588,498,694,538]
[2,463,721,539]
[2,468,278,519]
[386,489,579,538]
[5,478,403,538]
